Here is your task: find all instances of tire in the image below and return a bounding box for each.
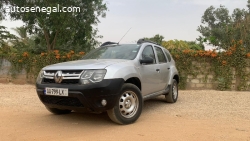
[165,79,178,103]
[107,83,143,125]
[46,107,72,115]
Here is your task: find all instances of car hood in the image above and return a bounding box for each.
[43,59,129,70]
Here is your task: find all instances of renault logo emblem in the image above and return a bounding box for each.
[54,71,63,83]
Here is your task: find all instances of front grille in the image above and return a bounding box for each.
[42,70,83,84]
[40,95,84,107]
[61,79,80,84]
[43,78,79,84]
[45,70,83,75]
[43,78,55,83]
[62,70,83,74]
[45,70,57,74]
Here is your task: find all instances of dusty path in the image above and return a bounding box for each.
[0,84,250,141]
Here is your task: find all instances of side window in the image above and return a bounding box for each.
[155,47,167,63]
[164,50,172,62]
[142,45,156,64]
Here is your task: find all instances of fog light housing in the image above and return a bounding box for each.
[81,80,90,84]
[101,99,107,106]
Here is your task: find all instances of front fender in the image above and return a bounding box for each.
[104,64,142,81]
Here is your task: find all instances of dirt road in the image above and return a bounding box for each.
[0,84,250,141]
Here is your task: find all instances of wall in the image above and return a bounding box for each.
[0,59,31,84]
[1,59,250,90]
[185,62,250,91]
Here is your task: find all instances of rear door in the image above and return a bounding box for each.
[154,46,171,90]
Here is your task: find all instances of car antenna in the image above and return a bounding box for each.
[117,27,132,44]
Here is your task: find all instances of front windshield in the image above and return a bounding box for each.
[82,44,141,60]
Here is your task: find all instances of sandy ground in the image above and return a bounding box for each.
[0,84,250,141]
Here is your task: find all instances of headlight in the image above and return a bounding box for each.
[36,70,44,83]
[80,70,106,84]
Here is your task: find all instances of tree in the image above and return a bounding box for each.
[0,26,17,57]
[144,34,204,50]
[144,34,164,45]
[0,2,4,20]
[0,26,15,47]
[162,40,204,50]
[186,41,205,50]
[162,40,189,50]
[198,3,250,52]
[10,26,38,53]
[12,26,28,44]
[1,0,107,52]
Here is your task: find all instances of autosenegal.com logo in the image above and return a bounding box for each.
[4,4,81,15]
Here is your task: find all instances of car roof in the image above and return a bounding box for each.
[101,39,163,48]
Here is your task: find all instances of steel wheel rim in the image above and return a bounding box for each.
[119,91,139,118]
[173,82,178,100]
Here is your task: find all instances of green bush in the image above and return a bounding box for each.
[5,50,85,80]
[169,40,250,91]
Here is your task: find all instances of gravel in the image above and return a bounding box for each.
[1,84,250,120]
[0,83,250,141]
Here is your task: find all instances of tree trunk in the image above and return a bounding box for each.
[43,29,59,51]
[51,31,59,51]
[43,29,51,51]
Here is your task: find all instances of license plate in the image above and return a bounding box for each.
[44,87,68,96]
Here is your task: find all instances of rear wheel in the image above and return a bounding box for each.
[107,83,143,125]
[165,79,178,103]
[46,107,72,115]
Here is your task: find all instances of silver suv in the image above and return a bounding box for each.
[36,39,179,124]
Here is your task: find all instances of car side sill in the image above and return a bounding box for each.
[143,85,170,101]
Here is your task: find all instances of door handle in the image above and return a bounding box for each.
[168,68,170,70]
[156,69,160,72]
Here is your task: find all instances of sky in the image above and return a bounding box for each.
[0,0,248,49]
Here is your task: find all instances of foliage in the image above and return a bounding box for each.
[144,34,164,45]
[0,26,16,47]
[1,0,107,52]
[12,26,28,40]
[195,2,250,90]
[162,40,188,50]
[0,2,3,20]
[144,34,204,50]
[169,40,250,91]
[2,40,250,91]
[9,26,47,54]
[6,50,86,79]
[198,4,250,52]
[186,41,205,50]
[162,40,204,50]
[0,26,17,66]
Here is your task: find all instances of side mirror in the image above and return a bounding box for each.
[140,57,154,64]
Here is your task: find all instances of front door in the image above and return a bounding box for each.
[138,45,161,95]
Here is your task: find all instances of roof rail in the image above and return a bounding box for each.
[137,38,159,45]
[100,41,118,47]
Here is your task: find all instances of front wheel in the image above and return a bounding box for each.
[107,83,143,125]
[165,79,178,103]
[46,107,72,115]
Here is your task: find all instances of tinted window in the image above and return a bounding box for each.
[164,50,172,62]
[155,47,167,63]
[82,44,141,60]
[141,45,156,64]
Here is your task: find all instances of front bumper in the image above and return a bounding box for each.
[36,79,124,112]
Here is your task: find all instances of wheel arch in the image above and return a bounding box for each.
[124,77,141,90]
[173,74,179,84]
